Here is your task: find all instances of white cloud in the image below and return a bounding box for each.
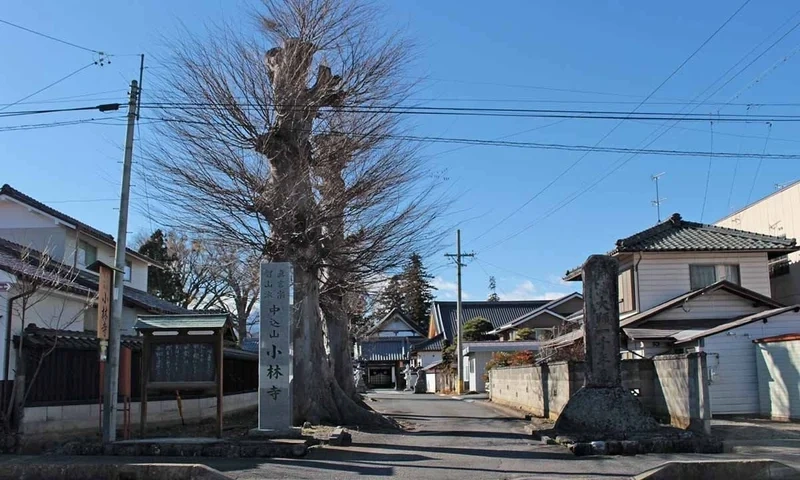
[432,276,470,300]
[503,280,537,300]
[501,281,572,301]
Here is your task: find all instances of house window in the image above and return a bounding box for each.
[124,260,132,282]
[618,268,636,313]
[77,241,97,268]
[690,264,740,289]
[720,264,740,284]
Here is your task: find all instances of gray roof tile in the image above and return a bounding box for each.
[434,300,550,342]
[358,339,411,362]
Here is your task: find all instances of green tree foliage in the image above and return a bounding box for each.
[138,229,185,304]
[370,253,436,333]
[487,276,500,302]
[399,253,436,332]
[515,327,535,340]
[462,317,497,341]
[441,340,456,371]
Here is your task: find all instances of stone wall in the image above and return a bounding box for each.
[489,353,710,433]
[22,391,257,435]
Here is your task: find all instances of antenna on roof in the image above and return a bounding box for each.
[651,173,666,223]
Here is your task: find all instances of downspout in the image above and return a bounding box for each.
[634,253,643,312]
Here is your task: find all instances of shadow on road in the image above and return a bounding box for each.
[352,440,588,461]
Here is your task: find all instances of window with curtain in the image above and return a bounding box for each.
[689,265,717,289]
[720,264,740,285]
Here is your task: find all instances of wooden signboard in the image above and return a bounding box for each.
[97,265,112,341]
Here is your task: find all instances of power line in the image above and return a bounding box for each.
[747,122,773,204]
[0,103,123,118]
[0,117,126,132]
[726,105,753,212]
[0,18,103,54]
[137,116,800,159]
[477,3,795,252]
[466,0,752,243]
[700,121,715,221]
[0,62,101,113]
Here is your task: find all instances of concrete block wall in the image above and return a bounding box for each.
[21,392,257,435]
[488,354,710,433]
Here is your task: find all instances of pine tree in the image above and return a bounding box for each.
[372,274,405,320]
[487,276,500,302]
[399,253,436,332]
[138,229,185,304]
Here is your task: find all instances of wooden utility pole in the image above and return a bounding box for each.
[445,230,474,395]
[103,79,139,443]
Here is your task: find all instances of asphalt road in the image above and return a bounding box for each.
[211,391,791,480]
[5,392,798,479]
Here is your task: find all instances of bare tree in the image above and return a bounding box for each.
[144,0,444,424]
[1,247,96,445]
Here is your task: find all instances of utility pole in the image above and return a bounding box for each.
[103,80,139,443]
[444,230,474,395]
[651,172,666,223]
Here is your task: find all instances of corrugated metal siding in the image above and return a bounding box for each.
[716,182,800,305]
[704,313,800,415]
[435,301,549,341]
[756,340,800,420]
[637,251,771,310]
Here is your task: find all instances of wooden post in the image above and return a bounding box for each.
[140,332,149,438]
[216,328,224,438]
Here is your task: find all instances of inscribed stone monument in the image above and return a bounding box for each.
[258,262,293,431]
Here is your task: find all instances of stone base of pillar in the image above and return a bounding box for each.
[554,386,659,438]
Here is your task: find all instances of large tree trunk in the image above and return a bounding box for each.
[321,291,357,400]
[293,267,388,425]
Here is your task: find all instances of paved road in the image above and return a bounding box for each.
[213,391,794,480]
[5,392,798,479]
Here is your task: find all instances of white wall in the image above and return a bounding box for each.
[0,284,88,381]
[716,183,800,305]
[655,290,767,321]
[755,339,800,420]
[467,351,493,393]
[22,391,257,435]
[416,351,441,369]
[637,251,771,310]
[704,312,800,415]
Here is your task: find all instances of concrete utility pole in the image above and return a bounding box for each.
[445,230,474,395]
[103,79,139,443]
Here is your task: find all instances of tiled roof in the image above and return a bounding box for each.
[411,333,444,352]
[565,213,798,280]
[241,337,258,352]
[0,237,189,315]
[16,325,256,360]
[0,184,160,266]
[135,313,231,331]
[490,293,582,334]
[358,339,410,362]
[365,308,426,337]
[434,300,550,342]
[616,213,796,253]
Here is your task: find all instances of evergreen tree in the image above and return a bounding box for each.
[372,274,404,320]
[487,276,500,302]
[463,317,497,341]
[399,253,436,332]
[138,229,185,304]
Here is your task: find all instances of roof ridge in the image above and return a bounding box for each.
[616,213,683,249]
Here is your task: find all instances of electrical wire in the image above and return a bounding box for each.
[0,103,124,118]
[747,122,773,204]
[0,62,100,112]
[0,117,126,132]
[477,4,799,252]
[700,120,715,221]
[0,18,102,54]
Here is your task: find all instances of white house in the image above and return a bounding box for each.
[0,185,188,384]
[716,179,800,305]
[558,212,800,415]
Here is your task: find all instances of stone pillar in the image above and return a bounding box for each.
[582,255,621,388]
[258,262,293,431]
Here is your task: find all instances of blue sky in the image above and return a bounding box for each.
[3,0,800,303]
